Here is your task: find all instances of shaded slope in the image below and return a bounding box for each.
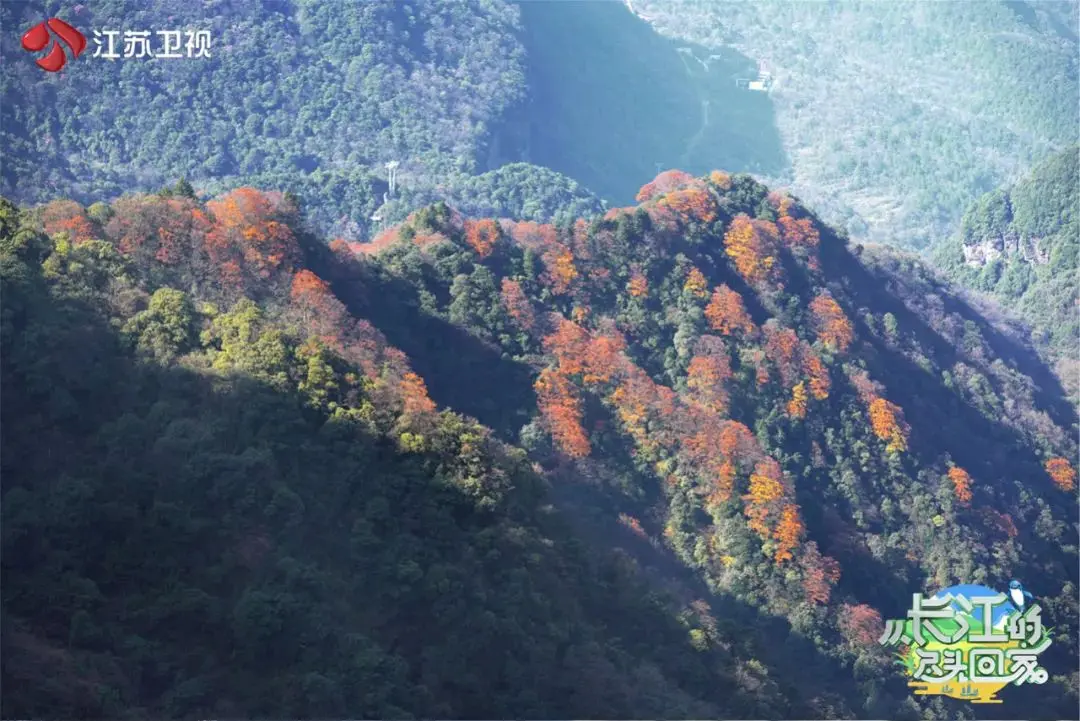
[351,170,1079,720]
[0,193,837,720]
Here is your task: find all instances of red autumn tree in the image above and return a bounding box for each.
[809,293,854,353]
[463,218,500,258]
[763,322,802,387]
[948,466,974,506]
[535,366,591,458]
[291,268,331,303]
[206,188,300,279]
[1045,457,1077,492]
[839,604,884,648]
[636,169,698,203]
[801,540,841,605]
[290,269,349,342]
[41,200,97,244]
[106,196,212,271]
[704,285,755,336]
[500,278,536,331]
[509,221,559,250]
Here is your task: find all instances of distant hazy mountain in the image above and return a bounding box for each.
[627,0,1078,250]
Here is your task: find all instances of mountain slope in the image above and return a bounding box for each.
[349,169,1079,718]
[0,193,797,719]
[0,0,604,238]
[3,170,1078,719]
[933,146,1078,397]
[627,0,1078,249]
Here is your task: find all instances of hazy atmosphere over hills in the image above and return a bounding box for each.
[1,1,1077,720]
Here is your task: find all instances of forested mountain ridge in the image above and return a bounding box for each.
[8,0,1073,257]
[933,146,1079,399]
[3,169,1077,719]
[0,0,605,239]
[1,189,797,719]
[627,0,1078,250]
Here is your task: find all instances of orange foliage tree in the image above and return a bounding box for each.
[867,397,909,454]
[1045,457,1077,492]
[635,169,698,203]
[809,293,854,353]
[659,188,718,225]
[400,371,437,417]
[686,353,732,415]
[802,352,831,400]
[206,188,300,280]
[708,170,732,191]
[535,366,591,458]
[773,504,804,564]
[618,513,648,540]
[463,218,500,258]
[683,418,760,506]
[948,466,974,506]
[723,214,780,286]
[744,458,786,536]
[704,285,755,337]
[545,243,577,295]
[778,215,821,269]
[355,225,402,255]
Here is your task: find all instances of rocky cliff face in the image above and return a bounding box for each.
[960,231,1049,267]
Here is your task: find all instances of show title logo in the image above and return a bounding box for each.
[879,582,1052,704]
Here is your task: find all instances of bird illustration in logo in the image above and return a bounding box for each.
[1009,579,1034,611]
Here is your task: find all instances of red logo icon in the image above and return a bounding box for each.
[21,18,86,72]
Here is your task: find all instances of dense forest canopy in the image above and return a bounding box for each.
[0,0,604,238]
[3,168,1077,719]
